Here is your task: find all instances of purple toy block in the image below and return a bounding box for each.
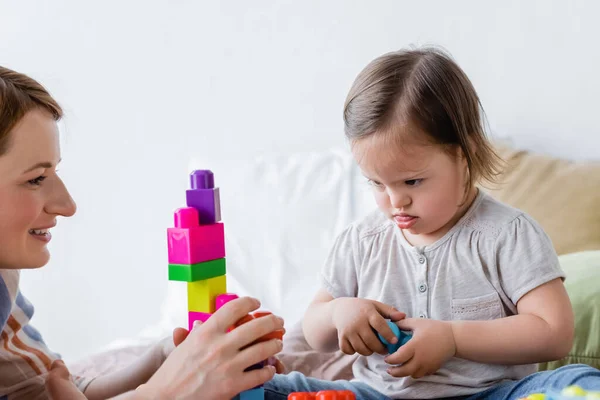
[186,187,221,225]
[190,170,214,189]
[167,209,225,264]
[187,169,220,225]
[188,311,212,331]
[215,293,239,310]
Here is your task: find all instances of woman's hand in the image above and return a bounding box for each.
[45,360,86,400]
[137,297,285,400]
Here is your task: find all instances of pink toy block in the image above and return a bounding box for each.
[215,293,239,310]
[167,208,225,264]
[188,311,212,331]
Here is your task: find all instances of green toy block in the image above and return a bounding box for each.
[168,258,226,282]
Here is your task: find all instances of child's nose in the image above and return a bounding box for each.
[389,190,411,209]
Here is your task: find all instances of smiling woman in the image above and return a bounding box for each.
[0,66,285,399]
[0,69,76,270]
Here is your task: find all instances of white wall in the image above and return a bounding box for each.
[2,0,599,361]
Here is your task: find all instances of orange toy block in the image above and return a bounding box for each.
[288,391,356,400]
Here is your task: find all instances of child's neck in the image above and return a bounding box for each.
[403,187,479,248]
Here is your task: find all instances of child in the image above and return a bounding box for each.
[264,48,600,399]
[0,66,285,399]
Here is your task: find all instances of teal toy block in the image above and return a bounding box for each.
[237,387,264,400]
[168,258,226,282]
[377,320,412,353]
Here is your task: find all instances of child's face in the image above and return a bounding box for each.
[0,109,76,269]
[353,134,475,245]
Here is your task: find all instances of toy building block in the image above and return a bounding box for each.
[235,387,264,400]
[168,258,226,282]
[234,311,285,342]
[377,320,412,354]
[288,390,356,400]
[167,207,225,264]
[187,274,227,313]
[188,311,212,331]
[215,293,239,310]
[186,170,222,225]
[518,385,600,399]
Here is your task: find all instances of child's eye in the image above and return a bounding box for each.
[367,179,384,188]
[27,176,47,186]
[405,179,423,186]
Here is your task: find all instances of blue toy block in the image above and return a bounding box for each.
[237,387,264,400]
[377,320,412,354]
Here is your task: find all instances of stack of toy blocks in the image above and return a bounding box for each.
[167,170,227,331]
[168,170,282,400]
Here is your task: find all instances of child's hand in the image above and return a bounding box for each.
[332,298,405,356]
[45,360,87,400]
[384,318,456,379]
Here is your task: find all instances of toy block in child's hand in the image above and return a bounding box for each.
[187,275,227,313]
[288,391,356,400]
[377,320,412,354]
[167,207,225,264]
[186,170,221,225]
[168,258,226,282]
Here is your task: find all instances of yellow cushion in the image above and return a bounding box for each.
[484,143,600,255]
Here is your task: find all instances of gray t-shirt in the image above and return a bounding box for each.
[321,190,565,399]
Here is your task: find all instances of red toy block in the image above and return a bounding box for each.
[167,207,225,264]
[233,311,285,342]
[288,391,355,400]
[188,311,212,331]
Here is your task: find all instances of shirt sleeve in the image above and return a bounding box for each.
[320,224,361,299]
[494,213,565,305]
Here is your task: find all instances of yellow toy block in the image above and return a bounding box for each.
[187,275,227,313]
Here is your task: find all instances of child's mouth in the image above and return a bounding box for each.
[394,215,418,229]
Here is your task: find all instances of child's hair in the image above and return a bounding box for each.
[0,66,62,156]
[343,47,502,190]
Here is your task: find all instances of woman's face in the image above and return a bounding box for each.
[0,109,76,269]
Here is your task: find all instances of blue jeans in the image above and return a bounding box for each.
[264,364,600,400]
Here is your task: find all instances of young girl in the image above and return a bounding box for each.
[264,48,600,399]
[0,66,284,399]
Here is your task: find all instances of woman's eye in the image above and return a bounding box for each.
[405,179,423,186]
[28,176,47,186]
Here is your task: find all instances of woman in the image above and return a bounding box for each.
[0,66,284,399]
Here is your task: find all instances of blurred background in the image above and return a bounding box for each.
[1,0,599,362]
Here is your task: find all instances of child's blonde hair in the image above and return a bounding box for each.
[343,47,502,191]
[0,66,62,156]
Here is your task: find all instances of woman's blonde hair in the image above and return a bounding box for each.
[0,66,62,156]
[343,48,502,190]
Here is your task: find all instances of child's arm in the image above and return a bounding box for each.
[385,279,574,378]
[302,289,340,352]
[450,278,574,363]
[82,336,174,400]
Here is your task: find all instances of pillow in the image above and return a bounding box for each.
[485,144,600,255]
[538,250,600,371]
